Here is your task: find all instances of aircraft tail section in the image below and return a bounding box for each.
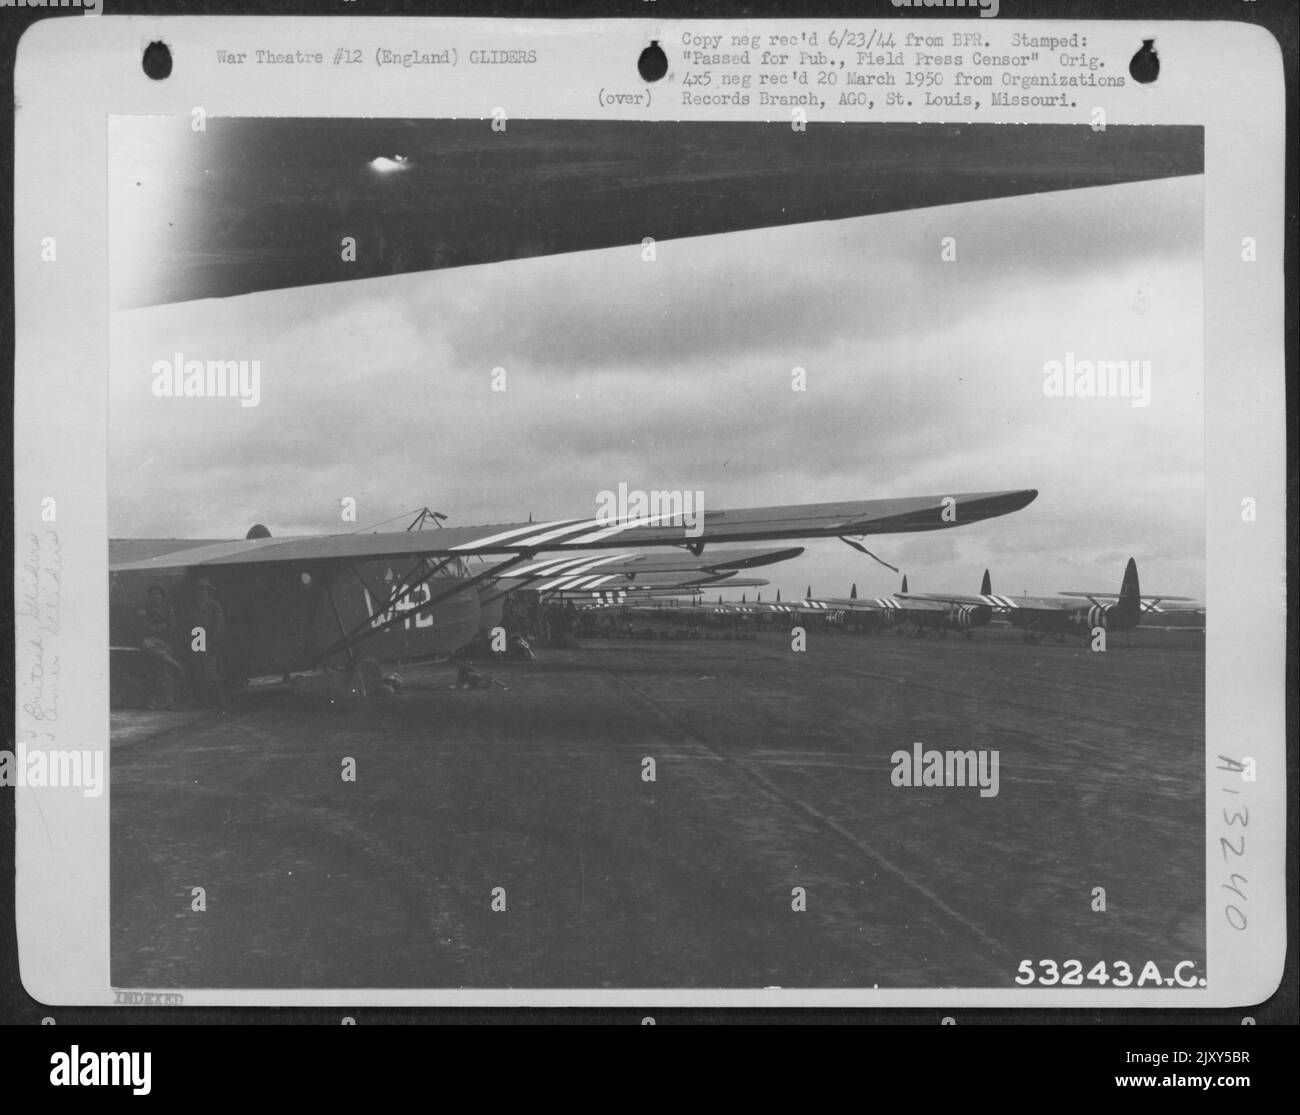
[1081,558,1142,631]
[1115,557,1141,624]
[980,569,991,596]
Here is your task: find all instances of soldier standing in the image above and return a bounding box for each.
[139,582,181,709]
[189,578,227,708]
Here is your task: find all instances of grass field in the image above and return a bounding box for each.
[111,626,1205,989]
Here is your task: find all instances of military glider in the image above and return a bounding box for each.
[109,490,1037,693]
[896,558,1192,643]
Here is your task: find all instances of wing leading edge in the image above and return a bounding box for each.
[109,489,1037,574]
[119,121,1202,309]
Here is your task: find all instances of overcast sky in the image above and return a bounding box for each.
[109,138,1204,601]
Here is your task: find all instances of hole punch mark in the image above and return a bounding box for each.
[638,41,668,83]
[1129,39,1159,84]
[142,41,173,81]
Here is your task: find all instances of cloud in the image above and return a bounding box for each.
[429,175,1202,376]
[109,173,1205,599]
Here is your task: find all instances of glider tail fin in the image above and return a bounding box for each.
[1115,557,1141,625]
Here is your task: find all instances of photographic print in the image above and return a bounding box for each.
[104,116,1207,990]
[9,14,1285,1013]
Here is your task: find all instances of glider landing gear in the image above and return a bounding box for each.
[455,663,509,690]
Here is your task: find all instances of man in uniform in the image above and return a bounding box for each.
[139,581,181,709]
[189,578,227,708]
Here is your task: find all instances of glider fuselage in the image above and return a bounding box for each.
[110,554,482,683]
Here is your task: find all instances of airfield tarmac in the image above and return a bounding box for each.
[111,626,1205,990]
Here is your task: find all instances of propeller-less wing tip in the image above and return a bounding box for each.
[706,546,805,571]
[982,488,1038,515]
